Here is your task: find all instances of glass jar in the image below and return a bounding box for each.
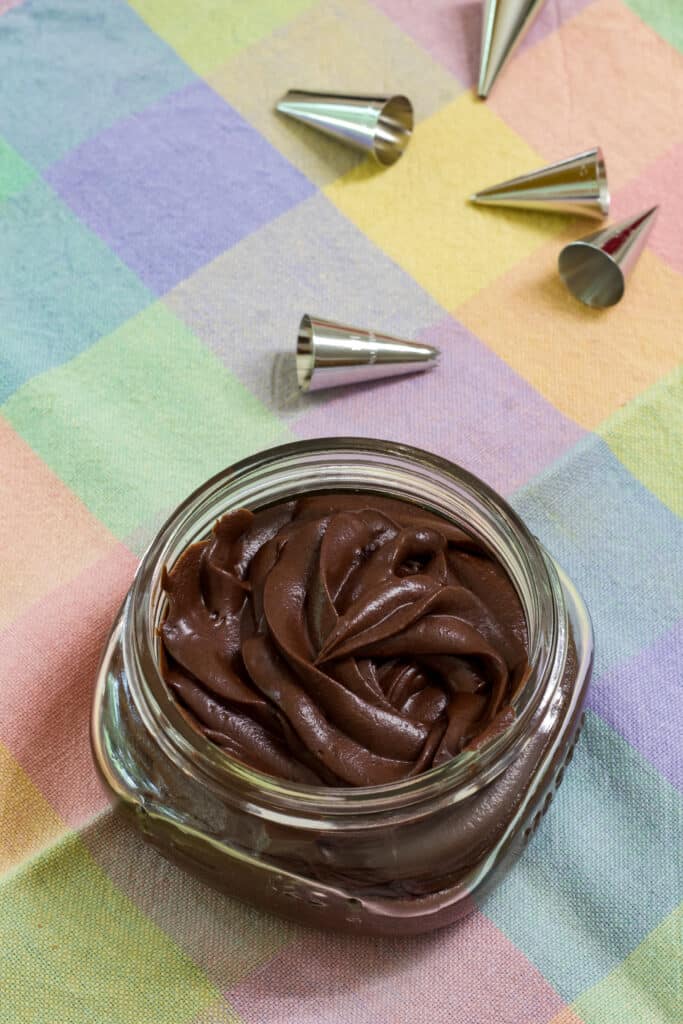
[91,439,593,935]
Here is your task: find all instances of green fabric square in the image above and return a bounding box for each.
[3,304,293,538]
[0,180,151,402]
[0,832,218,1024]
[0,137,35,203]
[83,812,298,990]
[572,905,683,1024]
[599,367,682,517]
[624,0,683,53]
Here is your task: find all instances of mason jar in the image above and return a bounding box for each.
[91,439,593,935]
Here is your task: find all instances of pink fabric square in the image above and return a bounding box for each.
[0,417,117,629]
[229,912,567,1024]
[370,0,593,87]
[488,0,683,188]
[612,141,683,275]
[0,544,138,826]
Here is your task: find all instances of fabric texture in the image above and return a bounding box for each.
[1,1,681,1021]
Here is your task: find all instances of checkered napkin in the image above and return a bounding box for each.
[1,1,681,1021]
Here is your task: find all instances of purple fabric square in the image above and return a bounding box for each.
[292,315,585,497]
[589,620,683,792]
[45,82,315,293]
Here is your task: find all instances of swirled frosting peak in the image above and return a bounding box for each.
[160,495,528,787]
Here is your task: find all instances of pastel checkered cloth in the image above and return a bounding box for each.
[1,1,681,1021]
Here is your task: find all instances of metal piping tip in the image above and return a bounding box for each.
[478,0,547,98]
[276,90,413,166]
[296,315,439,392]
[470,147,610,219]
[558,206,659,308]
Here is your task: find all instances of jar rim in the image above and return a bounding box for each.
[124,438,567,816]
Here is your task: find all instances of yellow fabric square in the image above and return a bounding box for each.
[129,0,315,76]
[325,92,567,310]
[211,0,461,186]
[0,743,67,874]
[0,832,219,1023]
[457,241,683,429]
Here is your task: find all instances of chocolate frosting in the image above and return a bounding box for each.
[160,495,528,787]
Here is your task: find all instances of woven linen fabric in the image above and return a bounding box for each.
[1,1,682,1021]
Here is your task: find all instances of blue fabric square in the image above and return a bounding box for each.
[0,181,151,401]
[511,435,683,677]
[0,0,194,170]
[479,712,683,1000]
